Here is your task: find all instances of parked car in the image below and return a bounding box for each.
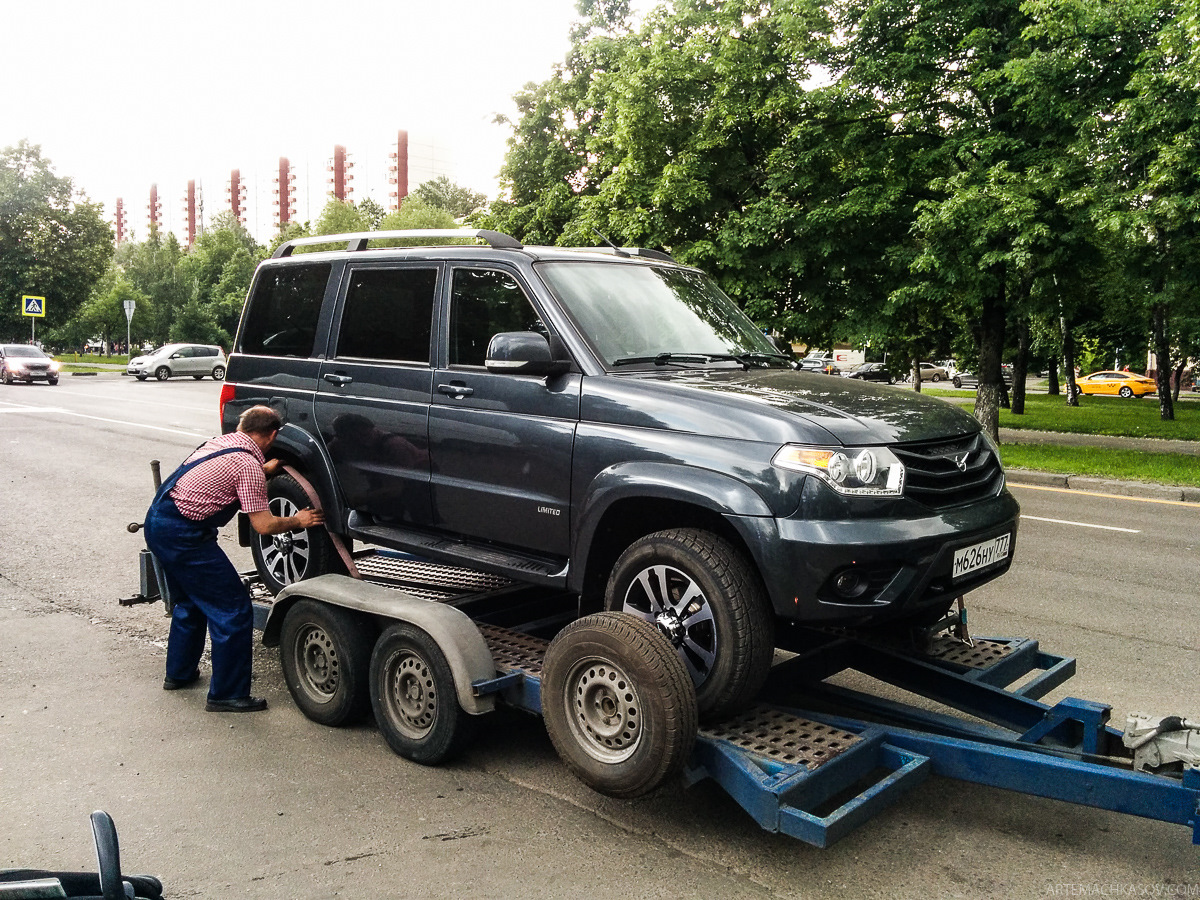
[905,362,948,383]
[797,352,839,375]
[842,362,894,384]
[127,343,227,381]
[1073,370,1157,399]
[0,344,60,385]
[222,229,1019,721]
[952,365,1014,389]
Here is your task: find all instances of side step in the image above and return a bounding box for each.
[347,514,568,587]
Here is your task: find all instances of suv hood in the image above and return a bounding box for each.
[582,368,980,445]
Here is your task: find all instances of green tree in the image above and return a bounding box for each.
[0,141,113,340]
[380,196,458,231]
[359,197,387,229]
[76,268,151,352]
[314,199,371,235]
[412,176,487,218]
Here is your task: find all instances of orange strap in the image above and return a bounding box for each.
[280,464,362,580]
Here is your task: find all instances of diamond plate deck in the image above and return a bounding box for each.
[702,706,861,770]
[354,554,514,594]
[480,625,548,677]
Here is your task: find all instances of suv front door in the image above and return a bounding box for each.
[429,265,579,557]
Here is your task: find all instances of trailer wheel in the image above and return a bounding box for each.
[252,473,339,594]
[280,599,374,727]
[605,528,773,721]
[542,613,697,799]
[370,623,474,765]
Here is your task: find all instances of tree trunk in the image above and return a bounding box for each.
[1151,302,1174,420]
[911,356,922,393]
[973,283,1006,442]
[1172,359,1185,403]
[1011,317,1029,415]
[1060,310,1079,407]
[1047,356,1059,395]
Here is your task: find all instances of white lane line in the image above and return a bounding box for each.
[1021,514,1140,534]
[0,405,207,438]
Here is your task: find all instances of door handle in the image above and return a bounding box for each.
[437,382,474,398]
[323,373,354,387]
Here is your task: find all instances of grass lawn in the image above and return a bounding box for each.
[1000,443,1200,488]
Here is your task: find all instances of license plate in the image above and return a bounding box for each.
[952,533,1011,579]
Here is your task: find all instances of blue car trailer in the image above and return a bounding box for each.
[126,538,1199,851]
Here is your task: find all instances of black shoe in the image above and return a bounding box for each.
[163,672,201,691]
[205,696,268,713]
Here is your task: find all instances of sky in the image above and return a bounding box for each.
[3,0,585,243]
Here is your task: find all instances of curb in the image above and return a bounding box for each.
[1007,468,1200,503]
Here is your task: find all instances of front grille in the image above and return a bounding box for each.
[893,433,1003,509]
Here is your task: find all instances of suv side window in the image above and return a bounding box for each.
[240,263,332,358]
[337,268,436,364]
[448,268,541,367]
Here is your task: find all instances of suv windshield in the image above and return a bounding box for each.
[538,262,785,368]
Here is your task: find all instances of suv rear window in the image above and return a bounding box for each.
[336,268,436,364]
[240,263,331,357]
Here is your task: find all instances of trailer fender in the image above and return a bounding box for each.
[264,574,496,715]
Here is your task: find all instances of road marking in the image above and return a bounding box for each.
[0,404,207,438]
[1021,515,1140,534]
[1009,482,1198,508]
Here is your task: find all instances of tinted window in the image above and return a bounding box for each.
[448,268,541,367]
[240,263,331,357]
[336,268,436,364]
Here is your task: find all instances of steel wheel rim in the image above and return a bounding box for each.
[382,649,437,739]
[562,655,643,764]
[293,624,339,703]
[621,564,717,687]
[259,496,311,585]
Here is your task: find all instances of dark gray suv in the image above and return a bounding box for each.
[220,229,1019,719]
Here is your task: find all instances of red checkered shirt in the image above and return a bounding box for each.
[169,431,269,522]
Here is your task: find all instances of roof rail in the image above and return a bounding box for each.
[271,229,524,259]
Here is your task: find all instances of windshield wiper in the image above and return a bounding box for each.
[612,353,714,367]
[706,351,796,369]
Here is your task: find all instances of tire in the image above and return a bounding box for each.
[193,374,203,380]
[2,369,12,385]
[604,528,773,721]
[930,373,941,383]
[280,599,374,726]
[136,375,147,382]
[1119,385,1133,399]
[47,377,58,386]
[542,612,698,799]
[155,366,171,381]
[212,365,226,380]
[952,376,962,389]
[251,472,339,594]
[370,622,475,765]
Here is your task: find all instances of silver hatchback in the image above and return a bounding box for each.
[127,344,227,381]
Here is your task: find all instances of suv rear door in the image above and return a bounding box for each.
[428,264,579,557]
[313,264,439,526]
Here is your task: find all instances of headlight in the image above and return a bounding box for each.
[772,444,905,496]
[9,360,25,371]
[49,360,61,372]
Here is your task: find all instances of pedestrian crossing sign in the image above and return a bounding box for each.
[22,295,46,317]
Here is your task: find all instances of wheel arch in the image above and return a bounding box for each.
[269,424,347,531]
[570,462,773,610]
[264,575,496,715]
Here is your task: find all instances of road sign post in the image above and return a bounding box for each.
[22,295,46,343]
[124,300,135,358]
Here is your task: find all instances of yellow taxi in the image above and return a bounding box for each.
[1074,370,1157,399]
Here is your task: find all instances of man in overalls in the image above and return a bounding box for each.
[144,405,324,712]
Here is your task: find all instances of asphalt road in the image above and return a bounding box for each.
[2,376,1197,898]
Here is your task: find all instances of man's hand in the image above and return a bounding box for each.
[263,459,284,478]
[247,506,325,535]
[295,507,325,529]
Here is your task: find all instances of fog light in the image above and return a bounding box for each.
[833,569,869,599]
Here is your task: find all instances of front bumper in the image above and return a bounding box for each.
[745,489,1020,625]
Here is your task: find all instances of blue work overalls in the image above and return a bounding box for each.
[144,447,257,703]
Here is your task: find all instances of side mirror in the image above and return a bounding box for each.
[485,332,571,377]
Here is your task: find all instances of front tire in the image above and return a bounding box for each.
[280,599,374,726]
[155,366,170,381]
[48,377,58,386]
[251,472,339,594]
[952,376,962,388]
[136,375,147,381]
[542,613,697,799]
[604,528,773,721]
[930,373,941,383]
[370,623,474,765]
